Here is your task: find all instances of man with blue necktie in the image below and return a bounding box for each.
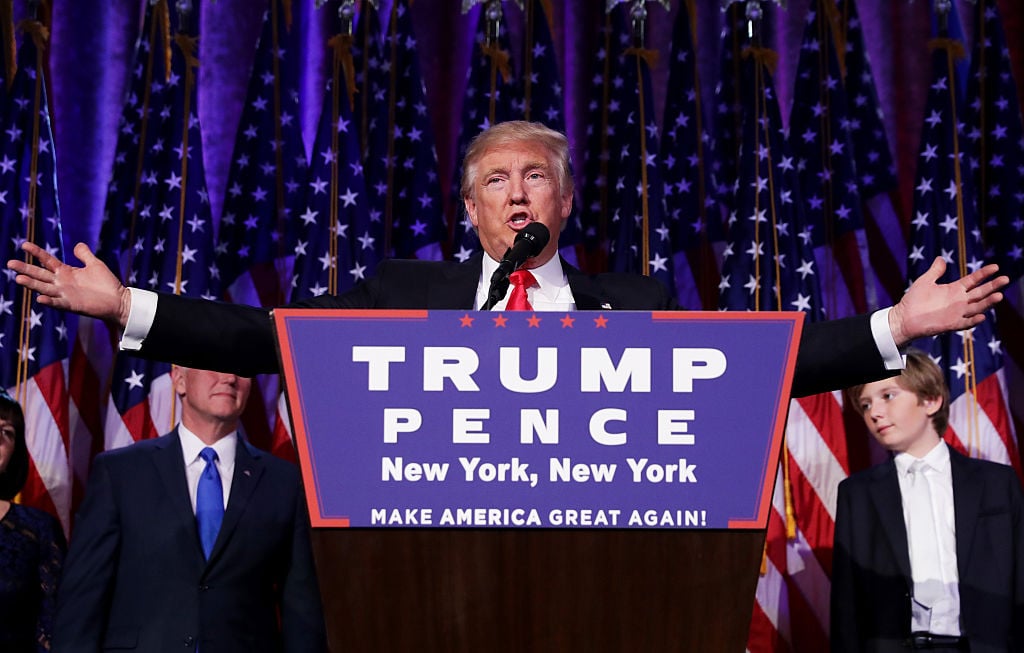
[52,367,326,653]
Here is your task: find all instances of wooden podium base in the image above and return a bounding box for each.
[312,529,765,652]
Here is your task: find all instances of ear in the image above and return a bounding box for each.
[922,395,943,417]
[170,365,187,396]
[560,191,573,221]
[464,195,480,230]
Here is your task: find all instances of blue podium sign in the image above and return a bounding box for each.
[275,310,802,529]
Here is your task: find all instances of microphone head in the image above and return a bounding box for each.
[514,222,551,258]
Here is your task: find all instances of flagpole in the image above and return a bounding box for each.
[932,0,981,456]
[170,0,200,432]
[326,1,359,295]
[270,0,288,305]
[384,0,399,257]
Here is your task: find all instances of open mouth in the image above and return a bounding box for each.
[507,213,532,228]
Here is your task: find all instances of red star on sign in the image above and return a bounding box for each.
[593,315,608,328]
[492,315,509,328]
[527,314,542,328]
[560,314,575,328]
[459,314,474,327]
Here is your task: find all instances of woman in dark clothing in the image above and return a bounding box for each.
[0,390,65,652]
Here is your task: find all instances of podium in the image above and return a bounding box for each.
[276,310,802,651]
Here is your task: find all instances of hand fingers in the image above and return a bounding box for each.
[966,276,1009,303]
[959,263,1003,291]
[7,258,51,282]
[920,256,947,283]
[12,272,60,299]
[73,242,98,266]
[19,240,53,267]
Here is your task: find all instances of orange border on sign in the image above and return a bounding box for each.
[651,311,804,529]
[274,309,428,527]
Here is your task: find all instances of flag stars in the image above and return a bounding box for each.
[943,181,959,200]
[339,188,359,207]
[309,177,328,195]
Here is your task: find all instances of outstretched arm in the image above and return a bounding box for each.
[888,256,1008,346]
[7,241,132,327]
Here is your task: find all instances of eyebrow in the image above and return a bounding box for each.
[480,160,550,180]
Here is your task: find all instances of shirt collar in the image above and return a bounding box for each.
[178,422,238,466]
[894,439,950,477]
[480,252,567,301]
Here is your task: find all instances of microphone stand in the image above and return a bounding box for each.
[480,247,513,311]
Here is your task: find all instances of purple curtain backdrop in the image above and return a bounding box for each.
[41,0,1024,254]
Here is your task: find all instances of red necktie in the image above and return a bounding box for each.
[506,269,536,311]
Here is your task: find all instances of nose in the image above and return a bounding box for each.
[508,177,528,205]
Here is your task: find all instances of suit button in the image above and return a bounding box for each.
[199,584,210,592]
[184,636,194,647]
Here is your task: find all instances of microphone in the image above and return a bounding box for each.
[482,222,550,310]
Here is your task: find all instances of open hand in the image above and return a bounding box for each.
[888,257,1009,345]
[7,242,132,327]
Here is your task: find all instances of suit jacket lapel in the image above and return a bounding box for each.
[205,439,265,568]
[950,447,982,578]
[152,429,207,567]
[868,460,914,584]
[563,259,613,310]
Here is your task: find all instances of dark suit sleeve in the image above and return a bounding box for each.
[136,263,394,377]
[792,314,898,397]
[830,478,861,653]
[280,482,327,653]
[53,455,121,653]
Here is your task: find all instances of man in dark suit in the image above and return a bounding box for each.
[832,350,1024,652]
[52,366,326,653]
[7,121,1009,396]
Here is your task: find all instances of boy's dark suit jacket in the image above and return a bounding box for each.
[831,446,1024,653]
[136,254,895,398]
[52,430,326,653]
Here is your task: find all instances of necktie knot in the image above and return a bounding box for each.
[200,447,219,465]
[908,459,930,483]
[506,269,537,311]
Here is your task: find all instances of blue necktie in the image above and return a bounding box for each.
[196,447,224,559]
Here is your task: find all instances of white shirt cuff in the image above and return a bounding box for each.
[120,288,158,351]
[871,307,906,370]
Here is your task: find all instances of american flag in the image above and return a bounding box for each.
[789,1,868,320]
[964,0,1024,467]
[69,0,171,517]
[450,1,517,263]
[909,13,1020,478]
[714,20,841,653]
[592,5,675,294]
[0,22,72,533]
[578,8,629,269]
[711,2,753,214]
[660,0,722,310]
[838,0,907,312]
[510,0,581,263]
[359,0,446,261]
[214,0,306,463]
[103,8,217,451]
[292,43,378,300]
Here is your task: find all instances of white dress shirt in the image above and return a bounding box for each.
[894,441,961,635]
[475,253,576,311]
[178,424,236,512]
